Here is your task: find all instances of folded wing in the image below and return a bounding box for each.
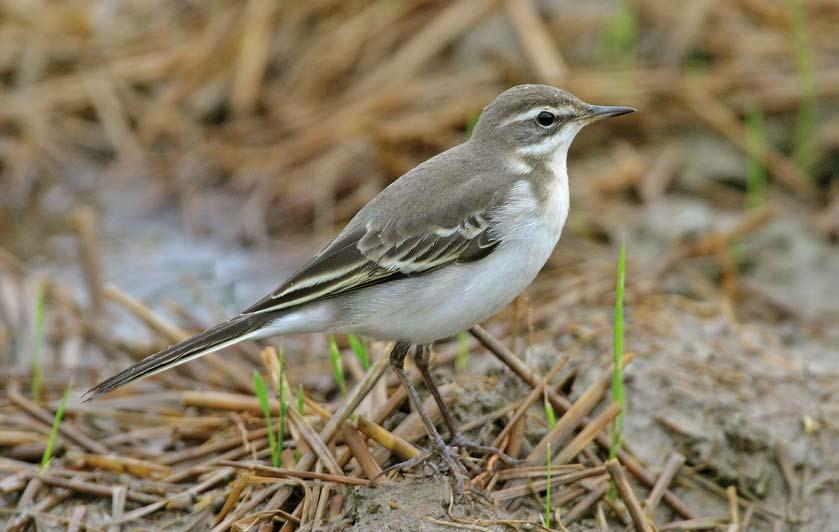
[242,208,501,315]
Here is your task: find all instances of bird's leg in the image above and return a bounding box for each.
[385,341,468,481]
[414,344,522,466]
[412,344,460,441]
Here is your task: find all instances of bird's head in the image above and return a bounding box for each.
[472,84,634,162]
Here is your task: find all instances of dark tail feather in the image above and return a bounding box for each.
[83,314,269,402]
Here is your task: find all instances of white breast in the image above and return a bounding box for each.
[340,176,570,344]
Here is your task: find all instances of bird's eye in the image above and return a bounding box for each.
[536,111,556,127]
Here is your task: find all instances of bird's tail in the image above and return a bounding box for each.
[83,314,270,402]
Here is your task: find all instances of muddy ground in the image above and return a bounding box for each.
[5,176,837,530]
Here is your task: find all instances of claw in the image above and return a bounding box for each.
[373,450,433,481]
[450,434,524,466]
[370,437,499,510]
[438,441,469,477]
[376,441,469,483]
[446,472,495,513]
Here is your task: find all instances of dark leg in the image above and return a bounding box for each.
[413,344,460,439]
[414,344,522,466]
[386,341,467,478]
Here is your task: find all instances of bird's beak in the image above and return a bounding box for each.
[582,104,636,122]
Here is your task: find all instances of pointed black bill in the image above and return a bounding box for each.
[585,104,636,120]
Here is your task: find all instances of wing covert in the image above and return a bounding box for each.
[241,208,500,315]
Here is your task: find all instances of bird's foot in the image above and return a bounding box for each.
[449,433,524,466]
[374,449,434,480]
[375,442,493,507]
[377,440,469,479]
[428,444,489,506]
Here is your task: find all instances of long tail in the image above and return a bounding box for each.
[83,314,271,402]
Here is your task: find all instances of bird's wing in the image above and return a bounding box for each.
[84,181,505,400]
[242,188,506,315]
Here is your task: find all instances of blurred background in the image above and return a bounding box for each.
[1,0,838,528]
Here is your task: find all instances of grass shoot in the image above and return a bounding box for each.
[348,334,370,371]
[544,386,556,527]
[609,240,627,499]
[745,106,767,209]
[543,389,556,430]
[598,0,638,66]
[276,345,287,464]
[465,111,480,138]
[297,383,305,415]
[40,383,71,475]
[253,370,281,467]
[329,336,348,397]
[545,442,553,528]
[32,280,45,402]
[456,331,470,371]
[295,383,304,460]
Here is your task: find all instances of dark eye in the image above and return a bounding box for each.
[536,111,556,127]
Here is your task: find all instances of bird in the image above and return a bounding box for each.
[84,84,634,477]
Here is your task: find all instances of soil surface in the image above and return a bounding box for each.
[6,174,839,530]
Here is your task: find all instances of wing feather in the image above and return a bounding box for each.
[243,144,517,316]
[242,207,502,315]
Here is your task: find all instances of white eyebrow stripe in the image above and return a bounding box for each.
[499,107,559,127]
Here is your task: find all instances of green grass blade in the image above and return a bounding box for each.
[545,443,552,528]
[465,111,480,138]
[276,344,285,401]
[348,334,370,371]
[295,383,304,461]
[276,347,286,465]
[745,106,767,209]
[32,281,45,402]
[329,336,348,397]
[276,338,285,365]
[456,331,469,371]
[40,383,71,475]
[253,370,280,467]
[598,0,638,66]
[609,240,627,499]
[610,240,626,461]
[297,384,305,414]
[609,241,626,458]
[543,386,557,522]
[543,392,556,430]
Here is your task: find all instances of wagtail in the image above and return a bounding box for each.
[85,84,634,476]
